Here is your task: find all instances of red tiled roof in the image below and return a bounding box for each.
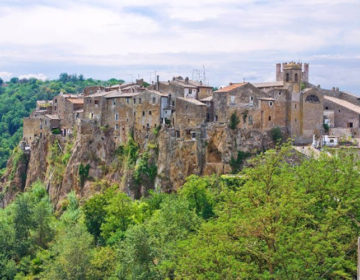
[216,83,247,93]
[67,98,84,105]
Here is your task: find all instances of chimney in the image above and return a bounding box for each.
[156,75,159,91]
[276,63,282,81]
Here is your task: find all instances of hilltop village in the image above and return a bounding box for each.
[2,61,359,206]
[24,62,360,147]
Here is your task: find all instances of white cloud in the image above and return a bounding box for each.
[0,72,13,81]
[19,73,48,81]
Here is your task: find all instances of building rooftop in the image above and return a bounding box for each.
[45,114,60,120]
[324,96,360,114]
[177,97,206,106]
[253,81,284,88]
[105,91,140,98]
[259,97,275,101]
[215,83,247,93]
[67,98,84,105]
[200,96,213,102]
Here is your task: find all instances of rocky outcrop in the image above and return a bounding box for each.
[1,122,276,208]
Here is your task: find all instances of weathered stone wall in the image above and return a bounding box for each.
[301,89,324,139]
[174,97,207,133]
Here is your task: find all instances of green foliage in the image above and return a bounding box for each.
[79,163,90,187]
[301,81,306,90]
[0,76,121,169]
[1,145,360,279]
[270,126,283,143]
[229,150,251,173]
[323,123,330,133]
[9,147,27,181]
[133,152,157,185]
[229,112,240,129]
[51,128,61,135]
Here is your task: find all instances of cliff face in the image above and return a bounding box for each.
[1,122,275,208]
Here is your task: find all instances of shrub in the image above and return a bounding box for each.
[323,123,329,133]
[270,127,282,143]
[230,151,251,173]
[229,112,240,129]
[79,163,90,187]
[51,128,61,135]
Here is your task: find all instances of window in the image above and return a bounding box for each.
[149,111,152,115]
[249,96,254,105]
[268,116,271,121]
[115,124,119,130]
[325,106,329,110]
[230,96,235,104]
[305,95,320,103]
[172,101,175,107]
[295,104,297,109]
[338,109,341,113]
[146,123,150,129]
[55,99,57,103]
[176,130,180,138]
[139,98,142,104]
[142,111,145,116]
[215,115,218,121]
[115,113,119,120]
[294,73,298,82]
[191,132,196,139]
[113,99,116,105]
[278,91,281,95]
[95,100,99,105]
[153,97,156,104]
[269,101,273,107]
[54,106,57,111]
[248,115,253,125]
[286,73,290,82]
[348,122,353,128]
[133,98,136,104]
[91,113,94,119]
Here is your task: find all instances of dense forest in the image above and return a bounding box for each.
[0,74,124,172]
[0,144,359,279]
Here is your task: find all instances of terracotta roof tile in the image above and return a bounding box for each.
[215,83,247,93]
[67,98,84,105]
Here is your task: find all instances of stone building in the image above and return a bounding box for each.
[213,82,278,131]
[52,93,84,129]
[323,95,360,137]
[174,97,207,139]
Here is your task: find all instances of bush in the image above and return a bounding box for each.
[229,112,240,129]
[230,151,251,173]
[51,128,61,135]
[323,123,329,133]
[79,163,90,187]
[270,127,282,143]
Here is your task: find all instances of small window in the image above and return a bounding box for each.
[146,123,150,129]
[248,115,253,125]
[113,99,116,105]
[295,104,297,109]
[95,100,99,105]
[133,98,136,104]
[54,106,57,111]
[176,130,180,138]
[230,96,235,104]
[215,115,218,121]
[325,106,329,110]
[91,113,94,119]
[54,99,57,103]
[152,97,156,104]
[338,109,341,113]
[286,73,290,82]
[172,101,175,107]
[294,73,298,82]
[139,98,142,104]
[149,111,152,115]
[269,101,273,107]
[142,111,145,116]
[115,124,119,130]
[115,113,119,120]
[278,91,281,95]
[249,96,254,105]
[268,116,271,121]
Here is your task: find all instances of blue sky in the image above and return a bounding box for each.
[0,0,359,93]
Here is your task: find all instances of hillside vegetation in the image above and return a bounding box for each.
[0,145,359,279]
[0,75,123,171]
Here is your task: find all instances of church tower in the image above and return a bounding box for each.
[276,62,309,139]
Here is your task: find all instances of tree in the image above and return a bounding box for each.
[229,112,240,129]
[176,146,360,279]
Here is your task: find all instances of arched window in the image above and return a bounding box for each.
[294,73,298,82]
[305,94,320,103]
[286,73,290,82]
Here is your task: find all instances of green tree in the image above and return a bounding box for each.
[229,112,240,129]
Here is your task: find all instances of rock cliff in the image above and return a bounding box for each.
[0,122,275,208]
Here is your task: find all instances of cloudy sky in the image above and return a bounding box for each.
[0,0,359,92]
